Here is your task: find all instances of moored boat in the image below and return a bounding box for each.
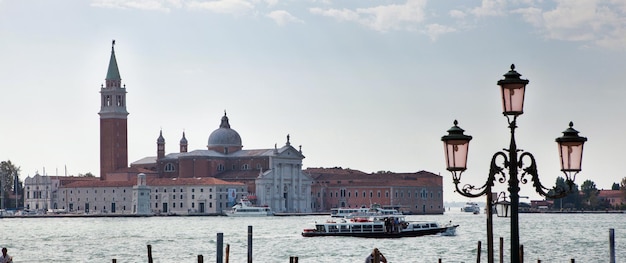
[301,215,458,238]
[225,198,273,217]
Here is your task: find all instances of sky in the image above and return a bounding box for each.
[1,0,626,203]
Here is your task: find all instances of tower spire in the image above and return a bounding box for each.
[106,39,121,86]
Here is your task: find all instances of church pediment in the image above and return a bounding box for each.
[276,145,305,159]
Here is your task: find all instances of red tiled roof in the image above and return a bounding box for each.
[598,190,624,199]
[304,167,442,186]
[147,177,244,186]
[62,177,244,188]
[214,170,260,180]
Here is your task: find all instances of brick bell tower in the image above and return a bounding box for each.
[98,40,129,180]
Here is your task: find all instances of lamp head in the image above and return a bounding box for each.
[497,64,529,116]
[442,120,473,172]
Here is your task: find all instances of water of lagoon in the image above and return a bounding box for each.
[0,210,623,262]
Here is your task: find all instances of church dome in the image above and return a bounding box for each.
[208,112,242,148]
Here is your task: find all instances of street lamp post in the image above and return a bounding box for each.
[441,64,588,263]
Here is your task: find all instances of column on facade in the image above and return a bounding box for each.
[290,163,295,212]
[279,163,284,212]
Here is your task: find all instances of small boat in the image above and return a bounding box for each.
[463,202,480,214]
[224,198,273,217]
[301,215,458,238]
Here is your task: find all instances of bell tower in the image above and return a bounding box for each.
[98,40,129,180]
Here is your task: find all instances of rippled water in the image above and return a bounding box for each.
[0,210,624,262]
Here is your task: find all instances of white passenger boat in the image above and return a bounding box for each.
[301,215,458,238]
[463,202,480,214]
[224,199,273,217]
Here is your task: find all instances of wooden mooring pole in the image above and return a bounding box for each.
[217,232,224,263]
[147,244,153,263]
[499,237,503,263]
[609,228,615,263]
[248,225,253,263]
[519,245,523,263]
[289,256,299,263]
[226,244,230,263]
[476,241,482,263]
[197,255,203,263]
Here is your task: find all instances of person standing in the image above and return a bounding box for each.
[0,247,12,263]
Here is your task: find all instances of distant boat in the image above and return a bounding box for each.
[463,202,480,214]
[224,198,273,217]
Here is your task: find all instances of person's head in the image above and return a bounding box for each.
[1,247,6,255]
[372,248,379,255]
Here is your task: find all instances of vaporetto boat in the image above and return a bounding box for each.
[301,215,458,238]
[224,199,273,217]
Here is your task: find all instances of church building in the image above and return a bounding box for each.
[22,41,443,215]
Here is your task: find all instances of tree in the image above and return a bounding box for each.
[78,172,95,177]
[581,180,598,198]
[612,183,620,190]
[619,177,626,198]
[549,177,581,209]
[580,179,599,210]
[0,160,21,209]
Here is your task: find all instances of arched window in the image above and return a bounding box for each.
[164,163,175,172]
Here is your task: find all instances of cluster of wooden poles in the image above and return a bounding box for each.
[464,228,617,263]
[109,226,617,262]
[110,225,300,263]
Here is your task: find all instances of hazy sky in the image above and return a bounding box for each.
[1,0,625,202]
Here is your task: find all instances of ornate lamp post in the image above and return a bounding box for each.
[441,64,588,263]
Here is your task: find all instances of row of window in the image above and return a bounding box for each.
[153,202,215,209]
[152,194,213,200]
[319,190,438,199]
[63,197,127,202]
[62,189,126,194]
[165,163,264,172]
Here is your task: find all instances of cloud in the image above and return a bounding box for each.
[469,0,506,17]
[309,0,428,32]
[187,0,255,16]
[514,0,626,50]
[91,0,173,12]
[423,23,456,41]
[263,0,278,7]
[266,10,304,26]
[449,9,466,19]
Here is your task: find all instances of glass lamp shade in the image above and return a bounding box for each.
[556,122,587,172]
[442,120,472,172]
[497,64,529,116]
[495,201,511,217]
